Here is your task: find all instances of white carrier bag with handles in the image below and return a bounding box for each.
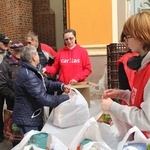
[53,88,90,128]
[11,130,68,150]
[118,126,150,150]
[69,117,111,150]
[97,110,131,150]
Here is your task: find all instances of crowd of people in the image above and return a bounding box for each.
[0,10,150,148]
[0,29,92,147]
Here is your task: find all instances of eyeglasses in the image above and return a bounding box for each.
[64,37,74,42]
[124,36,133,42]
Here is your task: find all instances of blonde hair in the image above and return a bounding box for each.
[123,10,150,50]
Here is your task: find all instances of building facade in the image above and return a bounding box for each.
[0,0,149,83]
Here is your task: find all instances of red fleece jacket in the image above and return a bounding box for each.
[45,44,92,84]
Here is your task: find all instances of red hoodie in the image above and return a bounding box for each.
[45,44,92,84]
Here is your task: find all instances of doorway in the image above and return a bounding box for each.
[50,0,67,50]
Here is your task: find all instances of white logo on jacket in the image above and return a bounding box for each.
[61,58,80,63]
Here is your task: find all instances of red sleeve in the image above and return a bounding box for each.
[41,43,57,58]
[45,52,60,75]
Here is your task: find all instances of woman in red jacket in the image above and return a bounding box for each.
[102,10,150,138]
[43,29,92,85]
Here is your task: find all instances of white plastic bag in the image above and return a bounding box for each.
[98,112,131,150]
[12,130,40,150]
[118,126,150,150]
[11,130,68,150]
[69,117,111,150]
[23,145,44,150]
[53,88,90,128]
[82,142,111,150]
[43,106,49,123]
[90,66,107,99]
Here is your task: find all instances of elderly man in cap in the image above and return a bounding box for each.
[0,40,23,145]
[0,33,10,142]
[0,33,10,62]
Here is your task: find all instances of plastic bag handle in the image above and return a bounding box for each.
[117,126,146,150]
[70,88,77,94]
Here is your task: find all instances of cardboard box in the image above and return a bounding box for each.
[71,82,97,107]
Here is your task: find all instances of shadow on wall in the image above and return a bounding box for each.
[87,56,107,83]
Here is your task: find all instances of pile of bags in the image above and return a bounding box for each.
[12,117,150,150]
[12,88,150,150]
[12,130,68,150]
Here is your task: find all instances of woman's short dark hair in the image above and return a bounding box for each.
[63,29,76,37]
[63,29,77,45]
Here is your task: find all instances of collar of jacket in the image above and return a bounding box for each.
[22,62,46,90]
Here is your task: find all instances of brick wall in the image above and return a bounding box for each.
[32,0,56,49]
[0,0,33,42]
[0,0,56,49]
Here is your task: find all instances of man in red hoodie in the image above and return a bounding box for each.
[42,29,92,85]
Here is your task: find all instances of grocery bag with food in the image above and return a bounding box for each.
[118,126,150,150]
[69,117,111,150]
[53,88,90,128]
[97,112,131,150]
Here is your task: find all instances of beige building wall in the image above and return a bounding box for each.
[50,0,64,50]
[117,0,130,41]
[50,0,128,84]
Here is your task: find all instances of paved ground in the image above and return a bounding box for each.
[0,139,12,150]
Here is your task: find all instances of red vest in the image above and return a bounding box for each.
[117,52,138,88]
[130,63,150,138]
[117,52,138,105]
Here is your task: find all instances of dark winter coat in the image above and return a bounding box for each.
[0,52,22,110]
[13,62,69,127]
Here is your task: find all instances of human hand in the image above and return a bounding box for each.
[63,85,71,93]
[102,89,120,99]
[101,98,113,112]
[42,68,46,73]
[69,79,78,85]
